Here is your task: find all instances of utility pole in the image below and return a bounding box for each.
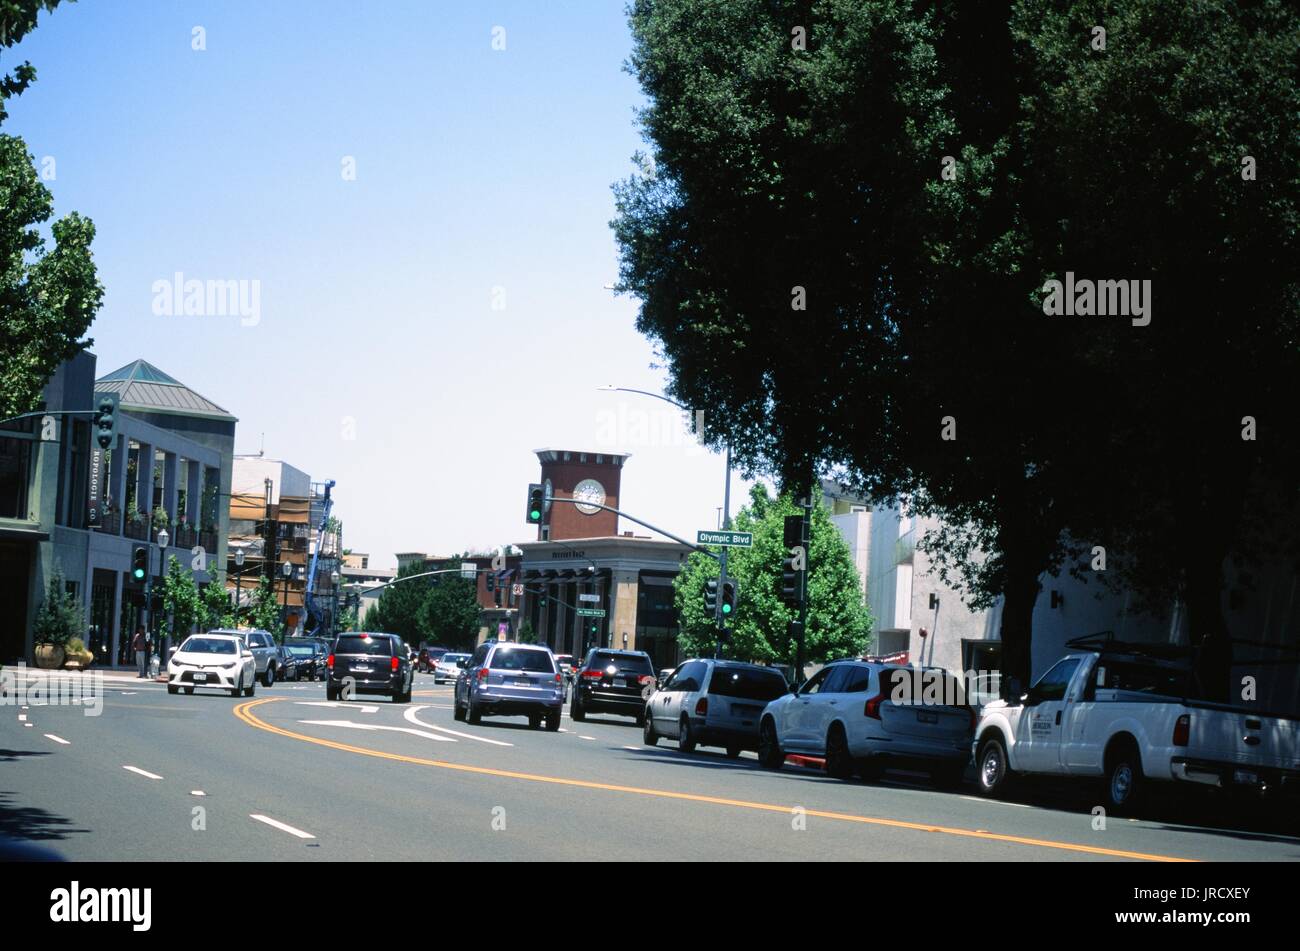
[716,445,732,658]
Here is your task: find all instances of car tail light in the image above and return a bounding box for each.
[1173,713,1190,746]
[695,697,708,716]
[864,692,884,719]
[581,669,604,681]
[477,667,489,681]
[555,673,563,684]
[391,656,400,672]
[327,654,334,669]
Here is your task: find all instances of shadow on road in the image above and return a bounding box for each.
[0,748,51,763]
[0,790,89,843]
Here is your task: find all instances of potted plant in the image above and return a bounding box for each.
[63,636,94,670]
[33,568,83,669]
[152,506,170,532]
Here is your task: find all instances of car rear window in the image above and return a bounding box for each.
[180,637,236,655]
[589,652,653,675]
[490,648,555,673]
[336,635,393,656]
[708,666,788,701]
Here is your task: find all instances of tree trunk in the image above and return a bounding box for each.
[998,565,1041,700]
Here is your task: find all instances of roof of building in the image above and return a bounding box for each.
[96,359,237,422]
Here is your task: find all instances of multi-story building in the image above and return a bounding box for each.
[0,355,236,664]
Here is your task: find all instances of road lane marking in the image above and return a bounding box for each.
[191,791,206,797]
[961,796,1031,808]
[123,766,163,780]
[296,701,379,713]
[404,707,513,746]
[45,734,70,745]
[297,719,456,742]
[250,814,315,839]
[235,698,1194,863]
[18,714,26,721]
[578,735,596,740]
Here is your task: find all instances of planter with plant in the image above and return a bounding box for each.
[33,568,84,669]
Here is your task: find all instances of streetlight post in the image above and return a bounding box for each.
[234,548,245,621]
[281,560,293,639]
[155,527,170,674]
[330,569,341,637]
[598,385,733,658]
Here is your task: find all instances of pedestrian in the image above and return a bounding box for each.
[132,625,149,679]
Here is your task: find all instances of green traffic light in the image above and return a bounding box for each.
[133,568,144,580]
[529,509,540,521]
[721,603,732,614]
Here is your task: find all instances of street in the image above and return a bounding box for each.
[4,669,1296,863]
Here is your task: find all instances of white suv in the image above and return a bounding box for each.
[759,659,974,787]
[644,659,789,758]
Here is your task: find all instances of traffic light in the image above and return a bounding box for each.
[783,513,810,549]
[485,573,495,594]
[131,546,148,581]
[720,580,739,619]
[526,483,544,525]
[782,514,809,606]
[93,393,119,451]
[781,554,801,605]
[704,579,718,617]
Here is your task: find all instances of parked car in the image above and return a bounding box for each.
[166,633,257,697]
[212,628,281,686]
[283,637,328,681]
[418,645,450,673]
[759,659,974,786]
[276,644,300,681]
[974,638,1300,813]
[433,652,470,684]
[453,642,563,730]
[645,659,788,757]
[571,649,656,724]
[327,632,413,703]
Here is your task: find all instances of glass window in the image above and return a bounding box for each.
[820,664,855,694]
[0,433,33,519]
[673,661,707,692]
[842,665,873,693]
[336,635,393,656]
[588,651,653,675]
[706,666,788,702]
[799,667,833,695]
[179,637,236,655]
[1032,658,1081,702]
[490,648,555,673]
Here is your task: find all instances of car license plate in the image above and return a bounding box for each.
[354,666,372,673]
[193,673,208,682]
[917,711,938,724]
[1234,770,1259,785]
[515,678,530,687]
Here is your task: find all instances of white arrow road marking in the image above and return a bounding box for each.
[295,701,379,713]
[250,814,315,839]
[17,714,26,722]
[44,734,70,745]
[123,765,163,780]
[297,719,456,742]
[403,706,513,747]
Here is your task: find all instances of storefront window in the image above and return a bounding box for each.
[0,434,33,519]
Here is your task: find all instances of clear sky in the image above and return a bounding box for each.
[8,0,756,567]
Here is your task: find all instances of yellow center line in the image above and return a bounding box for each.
[234,697,1195,863]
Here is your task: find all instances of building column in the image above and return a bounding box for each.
[611,570,639,652]
[135,441,153,517]
[110,434,129,531]
[163,451,179,526]
[185,458,200,525]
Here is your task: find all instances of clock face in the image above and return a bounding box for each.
[572,478,606,515]
[543,478,553,513]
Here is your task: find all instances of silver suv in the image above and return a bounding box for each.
[643,659,790,757]
[212,629,280,686]
[454,642,564,731]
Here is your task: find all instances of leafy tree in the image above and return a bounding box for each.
[363,560,432,642]
[247,575,282,635]
[32,566,82,648]
[673,485,871,665]
[337,605,358,633]
[160,555,203,641]
[422,576,480,649]
[199,580,236,631]
[0,1,104,419]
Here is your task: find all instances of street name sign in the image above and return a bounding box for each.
[576,608,606,618]
[697,530,753,548]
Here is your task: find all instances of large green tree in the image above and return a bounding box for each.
[0,0,103,419]
[362,560,434,643]
[615,0,1300,696]
[673,485,872,665]
[422,576,481,649]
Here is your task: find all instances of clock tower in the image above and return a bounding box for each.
[533,449,627,541]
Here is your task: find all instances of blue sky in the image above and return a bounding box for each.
[8,0,755,566]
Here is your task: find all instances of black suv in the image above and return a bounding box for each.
[327,632,412,703]
[571,649,656,724]
[283,636,329,681]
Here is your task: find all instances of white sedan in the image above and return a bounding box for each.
[433,652,470,684]
[167,633,257,697]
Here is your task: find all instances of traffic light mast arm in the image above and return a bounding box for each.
[1,409,101,424]
[544,497,721,562]
[353,566,491,596]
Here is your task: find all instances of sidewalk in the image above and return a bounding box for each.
[1,664,167,684]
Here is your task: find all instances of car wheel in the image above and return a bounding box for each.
[467,696,482,725]
[930,761,966,790]
[184,687,194,695]
[262,664,275,687]
[643,710,658,746]
[545,710,560,732]
[326,683,339,702]
[977,735,1012,798]
[244,679,255,697]
[825,724,855,780]
[757,717,783,769]
[167,684,178,695]
[229,680,241,697]
[453,692,466,722]
[678,717,696,753]
[570,694,585,722]
[529,714,542,729]
[1105,742,1144,815]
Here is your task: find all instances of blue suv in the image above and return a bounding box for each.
[454,642,564,730]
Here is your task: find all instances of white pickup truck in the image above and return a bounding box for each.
[973,645,1300,813]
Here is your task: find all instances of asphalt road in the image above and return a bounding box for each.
[3,670,1298,862]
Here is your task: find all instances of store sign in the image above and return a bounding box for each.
[87,448,104,528]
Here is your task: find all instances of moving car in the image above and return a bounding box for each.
[571,649,656,724]
[327,632,413,703]
[433,652,470,684]
[644,659,788,757]
[974,637,1300,813]
[454,642,563,730]
[282,637,329,681]
[167,633,257,697]
[418,645,450,673]
[759,659,974,786]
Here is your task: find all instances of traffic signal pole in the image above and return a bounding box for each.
[716,444,732,658]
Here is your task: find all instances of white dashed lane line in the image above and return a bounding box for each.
[249,814,315,839]
[122,765,163,780]
[403,706,513,747]
[296,719,456,742]
[44,734,70,745]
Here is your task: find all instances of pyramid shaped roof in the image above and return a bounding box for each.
[95,359,236,421]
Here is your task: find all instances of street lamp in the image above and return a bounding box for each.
[331,569,341,636]
[155,527,170,671]
[233,548,245,619]
[281,560,293,637]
